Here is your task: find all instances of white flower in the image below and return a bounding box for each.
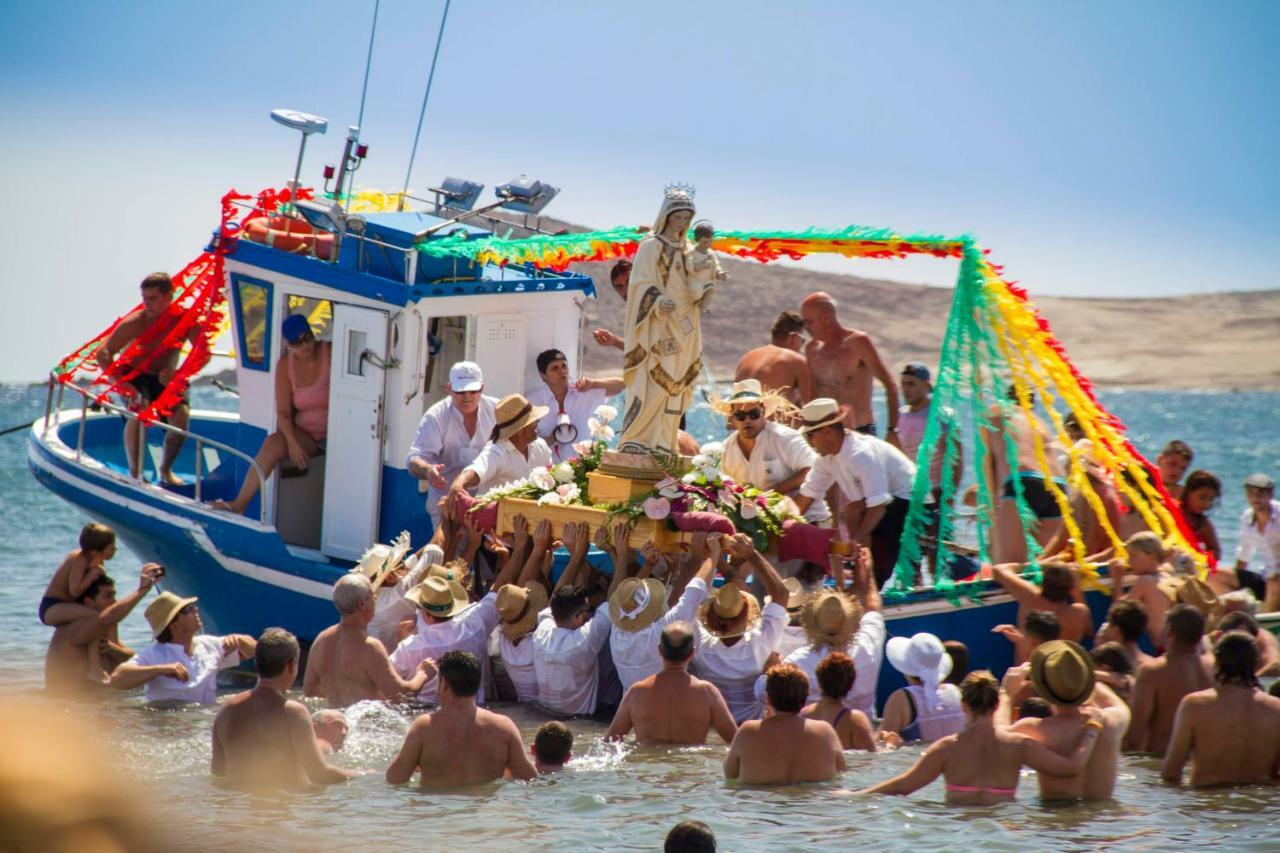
[699,464,721,482]
[596,425,615,441]
[556,483,581,503]
[681,471,699,484]
[594,404,618,423]
[536,491,563,506]
[700,441,725,463]
[529,468,555,491]
[739,499,758,520]
[656,476,683,499]
[552,462,575,484]
[643,496,671,520]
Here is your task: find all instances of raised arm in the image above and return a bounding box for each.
[728,535,789,610]
[989,562,1042,609]
[577,376,625,396]
[606,521,632,599]
[557,522,590,592]
[66,565,161,646]
[850,546,882,613]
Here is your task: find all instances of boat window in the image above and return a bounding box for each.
[346,329,368,376]
[230,274,273,372]
[286,295,334,340]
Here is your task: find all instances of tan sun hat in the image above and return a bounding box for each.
[1029,640,1096,707]
[800,590,863,648]
[1158,575,1220,618]
[427,560,471,590]
[698,584,761,639]
[496,581,549,641]
[798,398,845,434]
[711,378,799,419]
[780,577,809,614]
[609,577,668,632]
[492,393,550,442]
[144,591,198,638]
[351,532,412,589]
[405,575,469,619]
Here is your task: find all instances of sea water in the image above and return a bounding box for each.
[1,383,1278,851]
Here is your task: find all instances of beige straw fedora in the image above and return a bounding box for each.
[496,581,549,641]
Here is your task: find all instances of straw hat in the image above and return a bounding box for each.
[698,584,761,639]
[1029,640,1096,707]
[798,398,845,434]
[351,532,412,589]
[427,560,471,590]
[780,577,808,614]
[496,581,549,641]
[887,632,953,711]
[800,590,863,648]
[1158,575,1219,618]
[405,575,469,619]
[492,393,549,442]
[710,378,798,419]
[609,577,668,632]
[144,591,198,638]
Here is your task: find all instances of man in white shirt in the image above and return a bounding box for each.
[390,548,520,704]
[753,550,886,719]
[793,398,917,587]
[525,348,624,460]
[718,378,827,523]
[610,534,719,692]
[406,361,498,524]
[110,592,255,704]
[693,535,791,722]
[446,394,553,515]
[1235,473,1280,611]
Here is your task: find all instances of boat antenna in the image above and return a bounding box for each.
[397,0,452,212]
[355,0,380,132]
[337,0,381,213]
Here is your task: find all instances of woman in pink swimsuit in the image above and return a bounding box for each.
[855,671,1101,805]
[214,314,331,515]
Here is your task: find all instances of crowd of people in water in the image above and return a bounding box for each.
[33,266,1280,834]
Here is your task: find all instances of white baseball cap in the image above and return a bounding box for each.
[448,361,484,392]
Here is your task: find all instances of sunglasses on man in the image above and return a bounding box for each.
[732,408,763,422]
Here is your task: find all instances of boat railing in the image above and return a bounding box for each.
[43,375,269,524]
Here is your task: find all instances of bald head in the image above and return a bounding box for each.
[659,621,695,663]
[800,292,839,338]
[801,292,837,315]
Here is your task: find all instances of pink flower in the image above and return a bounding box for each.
[717,489,738,509]
[643,496,671,520]
[739,500,759,520]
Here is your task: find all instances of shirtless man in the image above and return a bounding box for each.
[1124,604,1212,754]
[734,311,814,405]
[725,663,846,785]
[1162,631,1280,787]
[385,651,536,787]
[990,562,1093,655]
[800,292,898,438]
[312,710,349,755]
[303,575,436,707]
[211,628,358,792]
[44,564,162,698]
[1011,641,1130,800]
[1155,440,1193,501]
[95,272,195,484]
[606,622,737,746]
[982,386,1067,562]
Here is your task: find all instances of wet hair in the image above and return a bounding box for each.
[943,641,970,686]
[764,663,811,714]
[609,259,632,284]
[1213,631,1259,689]
[439,650,482,697]
[76,574,115,605]
[1216,611,1260,638]
[332,574,373,616]
[1165,604,1207,648]
[770,310,805,340]
[1024,610,1062,644]
[1019,697,1052,719]
[78,523,116,554]
[959,670,1000,715]
[1182,469,1221,503]
[1125,532,1165,560]
[659,622,695,663]
[550,586,589,624]
[1160,440,1193,462]
[816,652,855,700]
[1107,599,1149,644]
[665,820,717,853]
[256,628,299,678]
[1090,642,1134,675]
[536,348,567,375]
[693,222,714,241]
[1039,563,1077,604]
[533,721,573,766]
[140,272,173,294]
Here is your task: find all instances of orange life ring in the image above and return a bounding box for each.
[244,215,335,260]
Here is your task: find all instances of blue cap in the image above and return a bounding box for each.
[282,314,312,343]
[901,362,931,383]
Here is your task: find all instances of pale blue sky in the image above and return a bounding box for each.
[2,0,1276,380]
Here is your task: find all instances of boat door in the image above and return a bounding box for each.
[321,304,388,560]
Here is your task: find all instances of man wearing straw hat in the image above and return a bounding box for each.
[793,398,917,587]
[494,518,553,704]
[389,543,522,705]
[110,590,255,704]
[692,534,793,722]
[609,532,720,692]
[1009,640,1130,800]
[406,360,497,525]
[717,379,828,524]
[445,393,552,515]
[303,575,437,708]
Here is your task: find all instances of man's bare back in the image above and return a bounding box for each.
[1012,688,1129,800]
[385,704,534,788]
[1162,685,1280,786]
[212,687,346,792]
[608,670,737,746]
[724,715,845,785]
[305,623,411,707]
[1125,652,1212,754]
[735,345,812,404]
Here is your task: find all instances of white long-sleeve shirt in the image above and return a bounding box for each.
[692,600,788,722]
[463,438,553,495]
[390,593,500,704]
[129,635,239,704]
[799,432,915,509]
[752,610,887,720]
[1236,500,1280,578]
[405,396,497,518]
[721,422,828,522]
[532,604,612,715]
[610,578,709,691]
